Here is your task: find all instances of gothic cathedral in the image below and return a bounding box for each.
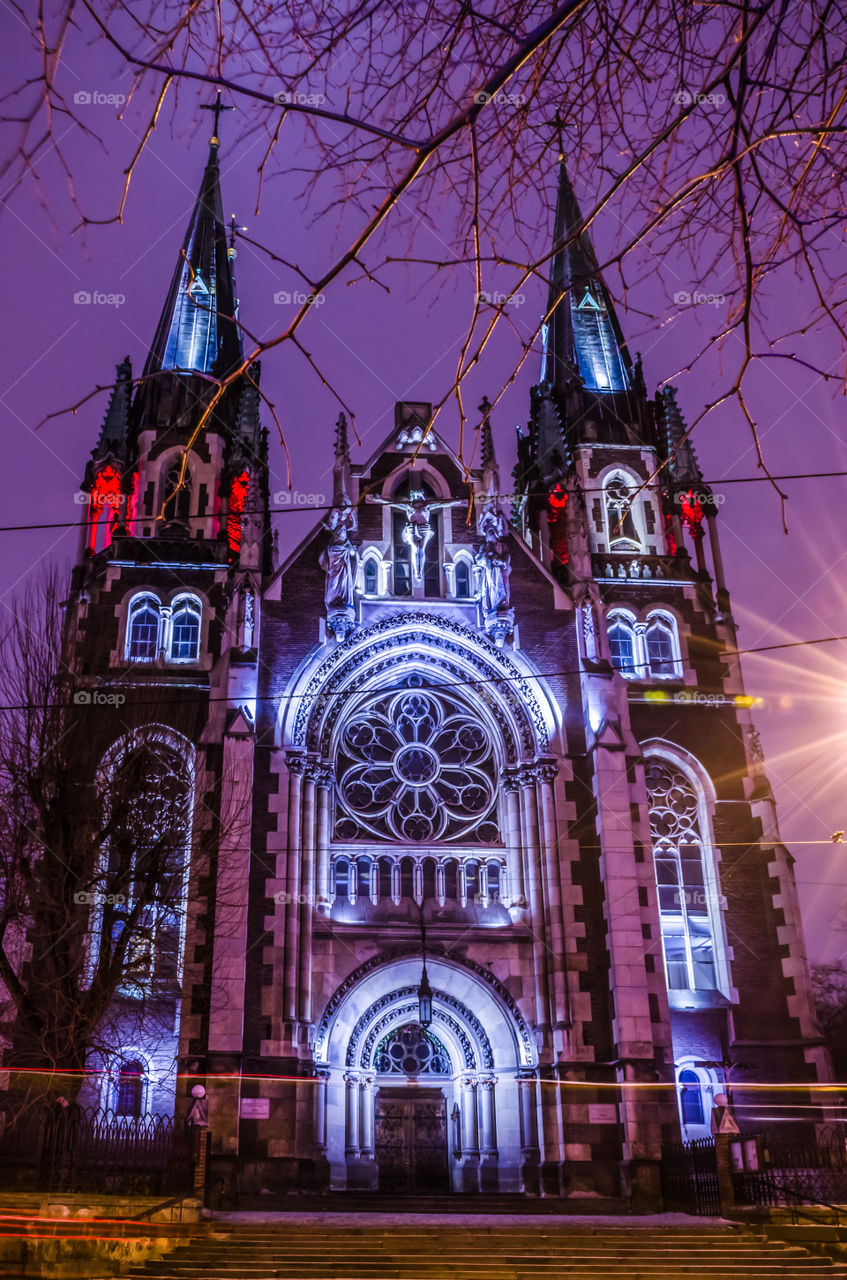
[63,132,828,1206]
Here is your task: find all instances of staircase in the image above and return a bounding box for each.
[128,1222,847,1279]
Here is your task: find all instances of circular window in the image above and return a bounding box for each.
[374,1024,451,1075]
[335,676,499,843]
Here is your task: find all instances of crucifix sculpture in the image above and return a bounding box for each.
[366,489,463,584]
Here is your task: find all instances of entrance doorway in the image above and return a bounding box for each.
[374,1089,448,1193]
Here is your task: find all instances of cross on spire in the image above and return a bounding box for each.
[549,108,566,163]
[229,214,246,252]
[201,89,235,146]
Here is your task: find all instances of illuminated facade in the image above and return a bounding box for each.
[61,141,829,1205]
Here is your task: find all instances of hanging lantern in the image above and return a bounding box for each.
[417,962,433,1029]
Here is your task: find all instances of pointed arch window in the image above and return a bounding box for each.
[645,756,723,993]
[115,1058,146,1117]
[169,596,201,662]
[89,728,194,999]
[454,559,471,598]
[645,613,681,678]
[604,476,640,551]
[607,612,638,678]
[126,595,161,662]
[363,558,378,595]
[678,1068,704,1126]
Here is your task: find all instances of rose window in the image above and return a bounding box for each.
[334,677,499,843]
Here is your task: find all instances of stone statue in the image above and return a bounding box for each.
[367,489,462,583]
[319,498,359,610]
[475,507,512,614]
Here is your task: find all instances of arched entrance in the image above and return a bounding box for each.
[313,952,537,1193]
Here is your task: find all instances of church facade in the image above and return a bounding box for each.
[62,133,829,1205]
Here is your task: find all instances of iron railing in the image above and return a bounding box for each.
[0,1104,192,1196]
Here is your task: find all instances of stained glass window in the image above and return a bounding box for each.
[374,1024,451,1075]
[646,758,719,991]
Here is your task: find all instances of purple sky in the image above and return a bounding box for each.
[3,18,847,965]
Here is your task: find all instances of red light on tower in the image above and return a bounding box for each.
[227,471,250,555]
[87,464,123,554]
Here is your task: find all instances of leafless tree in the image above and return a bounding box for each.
[0,572,234,1109]
[3,2,846,502]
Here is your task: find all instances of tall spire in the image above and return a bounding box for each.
[144,112,242,379]
[93,356,132,461]
[333,412,352,503]
[542,163,632,396]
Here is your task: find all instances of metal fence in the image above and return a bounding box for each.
[0,1104,192,1195]
[660,1136,721,1215]
[734,1127,847,1211]
[662,1127,847,1216]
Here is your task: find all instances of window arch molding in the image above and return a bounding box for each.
[167,592,203,663]
[89,725,196,993]
[358,548,388,597]
[675,1058,723,1135]
[100,1047,154,1117]
[606,607,683,680]
[641,740,732,999]
[606,607,640,678]
[124,592,162,663]
[644,608,683,679]
[601,468,644,553]
[445,549,476,600]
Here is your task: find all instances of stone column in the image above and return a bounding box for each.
[460,1076,480,1191]
[518,766,551,1032]
[314,1069,329,1153]
[536,761,571,1030]
[478,1075,499,1191]
[344,1073,361,1158]
[297,763,318,1026]
[502,775,525,907]
[359,1075,375,1157]
[315,772,332,916]
[478,1076,498,1152]
[283,755,305,1023]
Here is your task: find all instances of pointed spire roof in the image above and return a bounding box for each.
[94,357,132,460]
[661,385,704,487]
[542,163,632,396]
[144,137,242,379]
[333,412,352,502]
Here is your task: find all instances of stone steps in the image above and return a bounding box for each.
[126,1225,847,1280]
